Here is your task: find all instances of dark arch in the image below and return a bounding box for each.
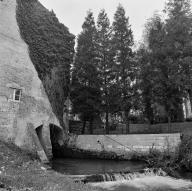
[49,124,64,158]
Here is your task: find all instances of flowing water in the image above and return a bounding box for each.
[51,158,192,191]
[51,158,145,175]
[90,176,192,191]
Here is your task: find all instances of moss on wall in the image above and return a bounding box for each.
[16,0,75,126]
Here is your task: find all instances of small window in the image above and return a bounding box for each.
[13,89,22,101]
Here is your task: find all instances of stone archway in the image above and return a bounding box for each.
[34,123,55,160]
[29,124,49,162]
[35,125,47,156]
[15,122,64,161]
[49,124,65,158]
[32,123,65,161]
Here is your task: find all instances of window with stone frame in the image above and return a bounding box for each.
[13,89,22,101]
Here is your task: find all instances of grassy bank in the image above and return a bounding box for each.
[0,141,96,191]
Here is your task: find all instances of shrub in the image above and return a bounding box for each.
[145,135,192,177]
[178,135,192,171]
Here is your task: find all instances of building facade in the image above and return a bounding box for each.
[0,0,64,161]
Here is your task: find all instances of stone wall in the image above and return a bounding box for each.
[68,134,180,156]
[0,0,63,161]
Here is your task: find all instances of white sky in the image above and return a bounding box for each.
[39,0,166,42]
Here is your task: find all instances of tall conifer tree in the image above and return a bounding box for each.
[162,0,192,122]
[111,4,135,133]
[71,11,101,134]
[139,0,192,123]
[165,0,192,103]
[96,9,115,133]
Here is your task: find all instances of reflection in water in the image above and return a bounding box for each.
[90,176,192,191]
[51,158,145,175]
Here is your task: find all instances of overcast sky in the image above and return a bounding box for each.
[39,0,166,42]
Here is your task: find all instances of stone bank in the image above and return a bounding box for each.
[0,0,64,161]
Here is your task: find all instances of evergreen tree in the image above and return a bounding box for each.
[139,0,192,123]
[164,0,192,106]
[157,0,192,122]
[96,9,115,133]
[111,4,135,133]
[137,47,156,124]
[71,11,101,134]
[141,14,169,123]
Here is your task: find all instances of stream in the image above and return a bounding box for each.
[51,158,192,191]
[91,176,192,191]
[51,158,145,175]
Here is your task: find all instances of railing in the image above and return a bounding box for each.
[103,134,140,154]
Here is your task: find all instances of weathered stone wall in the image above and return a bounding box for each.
[68,134,180,156]
[0,0,63,160]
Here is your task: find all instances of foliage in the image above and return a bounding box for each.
[71,11,101,134]
[16,0,75,126]
[95,9,117,133]
[177,135,192,170]
[145,135,192,176]
[111,4,135,132]
[137,47,156,123]
[138,0,192,123]
[163,0,192,121]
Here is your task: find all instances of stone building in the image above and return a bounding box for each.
[0,0,64,161]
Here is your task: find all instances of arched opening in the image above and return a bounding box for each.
[35,125,47,154]
[34,124,50,162]
[50,124,64,158]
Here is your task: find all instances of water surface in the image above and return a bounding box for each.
[51,158,192,191]
[91,176,192,191]
[51,158,145,175]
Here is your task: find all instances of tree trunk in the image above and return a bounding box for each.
[188,89,192,109]
[125,110,130,134]
[168,115,171,133]
[82,120,86,134]
[145,99,154,124]
[89,119,93,134]
[105,110,109,134]
[126,119,130,134]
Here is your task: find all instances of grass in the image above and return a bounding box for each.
[0,141,96,191]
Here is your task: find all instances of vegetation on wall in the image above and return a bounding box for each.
[16,0,75,127]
